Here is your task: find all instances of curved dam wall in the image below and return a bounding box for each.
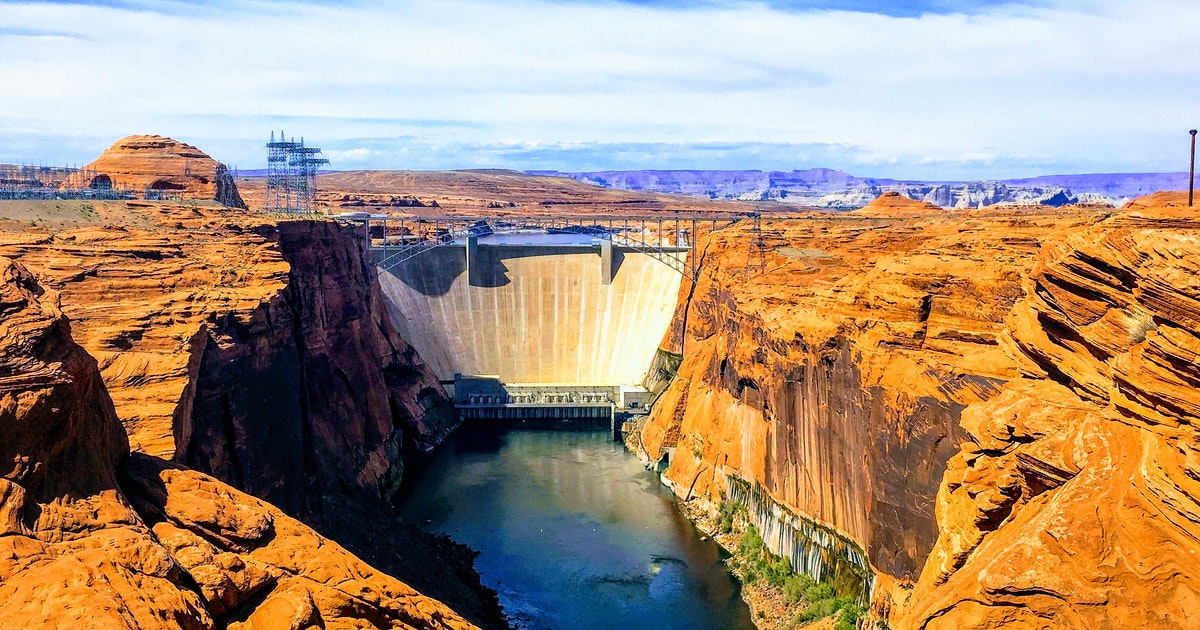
[378,242,686,385]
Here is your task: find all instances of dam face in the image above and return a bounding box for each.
[377,235,684,391]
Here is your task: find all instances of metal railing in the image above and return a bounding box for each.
[374,220,493,271]
[369,216,705,282]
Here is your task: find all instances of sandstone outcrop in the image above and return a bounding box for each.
[0,207,290,457]
[71,135,246,208]
[0,256,127,506]
[638,210,1089,574]
[628,206,1114,619]
[635,193,1200,628]
[0,201,502,627]
[0,206,457,500]
[902,193,1200,628]
[0,256,478,629]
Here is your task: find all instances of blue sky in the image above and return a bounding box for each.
[0,0,1196,178]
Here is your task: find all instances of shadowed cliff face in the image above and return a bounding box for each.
[646,278,984,581]
[0,256,479,630]
[168,220,506,628]
[0,257,127,506]
[174,220,459,516]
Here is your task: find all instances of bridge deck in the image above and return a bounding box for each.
[338,213,730,282]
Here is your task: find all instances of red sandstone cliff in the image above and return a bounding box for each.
[174,219,459,514]
[638,207,1088,581]
[70,135,246,208]
[903,193,1200,628]
[0,256,478,629]
[0,201,503,628]
[636,195,1200,627]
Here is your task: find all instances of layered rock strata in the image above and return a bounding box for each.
[0,256,477,629]
[639,193,1200,628]
[0,201,502,627]
[903,193,1200,628]
[631,201,1110,620]
[0,207,291,456]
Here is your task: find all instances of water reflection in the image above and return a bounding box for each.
[399,427,755,630]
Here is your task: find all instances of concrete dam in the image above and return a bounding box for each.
[370,221,693,419]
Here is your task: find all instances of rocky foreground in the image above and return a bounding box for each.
[0,255,476,629]
[633,191,1200,628]
[0,134,506,628]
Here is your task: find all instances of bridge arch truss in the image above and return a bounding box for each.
[346,215,738,283]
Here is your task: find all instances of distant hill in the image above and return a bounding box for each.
[527,169,1191,209]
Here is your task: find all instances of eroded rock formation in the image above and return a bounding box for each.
[636,192,1200,627]
[0,256,477,629]
[0,201,503,628]
[71,135,246,208]
[903,193,1200,628]
[0,210,291,456]
[851,191,943,216]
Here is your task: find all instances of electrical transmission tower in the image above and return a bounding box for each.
[744,209,768,276]
[265,131,329,214]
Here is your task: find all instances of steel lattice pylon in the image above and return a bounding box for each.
[265,131,329,214]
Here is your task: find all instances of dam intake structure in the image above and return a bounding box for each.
[340,214,732,434]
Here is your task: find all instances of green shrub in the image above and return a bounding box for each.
[724,511,865,628]
[804,582,835,603]
[742,564,760,584]
[782,574,815,603]
[738,524,764,556]
[763,553,791,587]
[834,601,866,630]
[718,500,738,534]
[798,597,836,622]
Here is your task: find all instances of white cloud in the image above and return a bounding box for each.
[0,0,1197,177]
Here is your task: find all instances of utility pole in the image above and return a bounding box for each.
[1191,129,1197,207]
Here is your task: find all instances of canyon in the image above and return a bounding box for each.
[1,135,1198,629]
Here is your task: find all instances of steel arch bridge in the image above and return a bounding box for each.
[340,214,742,283]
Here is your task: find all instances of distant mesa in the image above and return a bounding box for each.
[852,191,943,216]
[68,135,246,208]
[535,168,1184,209]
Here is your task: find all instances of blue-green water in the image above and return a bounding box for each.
[398,428,755,630]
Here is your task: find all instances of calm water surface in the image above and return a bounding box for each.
[398,428,755,630]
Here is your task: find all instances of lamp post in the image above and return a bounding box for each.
[1190,129,1197,207]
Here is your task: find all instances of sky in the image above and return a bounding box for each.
[0,0,1197,179]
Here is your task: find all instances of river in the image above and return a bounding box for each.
[398,426,756,630]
